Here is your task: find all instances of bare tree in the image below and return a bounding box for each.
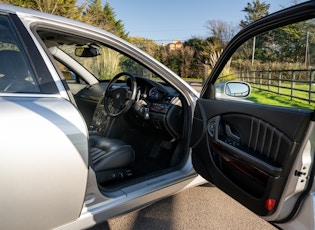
[205,20,240,45]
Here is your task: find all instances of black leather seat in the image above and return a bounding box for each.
[89,133,135,183]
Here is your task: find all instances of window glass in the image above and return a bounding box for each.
[0,15,40,93]
[58,44,160,82]
[215,19,315,110]
[54,60,79,84]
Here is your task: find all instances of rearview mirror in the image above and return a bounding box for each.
[75,45,101,57]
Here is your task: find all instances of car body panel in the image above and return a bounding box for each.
[0,96,89,230]
[56,156,204,230]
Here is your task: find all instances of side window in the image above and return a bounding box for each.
[215,19,315,110]
[0,15,40,93]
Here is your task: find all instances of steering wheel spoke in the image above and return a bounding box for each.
[103,72,137,117]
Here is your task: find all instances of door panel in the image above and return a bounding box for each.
[0,97,89,230]
[191,99,313,216]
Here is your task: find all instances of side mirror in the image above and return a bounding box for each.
[75,45,101,57]
[215,81,251,99]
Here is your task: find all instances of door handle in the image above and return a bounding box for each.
[225,124,240,142]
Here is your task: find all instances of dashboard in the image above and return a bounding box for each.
[87,76,183,140]
[130,77,183,139]
[135,77,180,114]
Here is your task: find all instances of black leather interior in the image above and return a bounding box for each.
[192,98,313,216]
[89,133,135,183]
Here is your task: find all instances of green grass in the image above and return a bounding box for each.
[184,79,315,110]
[247,87,315,110]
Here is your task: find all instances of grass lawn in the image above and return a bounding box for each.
[247,87,315,110]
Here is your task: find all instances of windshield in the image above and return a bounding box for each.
[58,43,156,81]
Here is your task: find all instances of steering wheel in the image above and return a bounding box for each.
[104,72,137,117]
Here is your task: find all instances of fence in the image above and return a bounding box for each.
[237,69,315,104]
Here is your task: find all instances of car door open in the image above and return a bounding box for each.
[191,1,315,228]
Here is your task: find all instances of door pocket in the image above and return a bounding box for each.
[208,114,296,197]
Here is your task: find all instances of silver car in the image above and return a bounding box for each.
[1,1,315,229]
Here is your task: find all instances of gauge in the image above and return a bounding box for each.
[148,87,159,100]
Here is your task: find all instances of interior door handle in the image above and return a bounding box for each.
[225,124,240,142]
[207,116,221,138]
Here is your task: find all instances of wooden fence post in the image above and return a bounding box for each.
[268,70,271,92]
[260,70,262,90]
[252,70,255,85]
[310,70,314,103]
[291,70,295,100]
[278,71,282,94]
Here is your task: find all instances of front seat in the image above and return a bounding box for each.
[89,133,135,183]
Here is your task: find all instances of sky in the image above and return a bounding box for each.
[81,0,307,44]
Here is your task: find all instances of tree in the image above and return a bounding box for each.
[160,48,181,76]
[240,0,270,64]
[82,0,103,26]
[275,20,315,64]
[205,20,239,46]
[128,37,160,59]
[1,0,82,19]
[184,37,204,64]
[203,20,239,74]
[103,2,128,39]
[184,37,204,52]
[202,36,224,64]
[240,0,270,27]
[82,1,128,39]
[1,0,128,38]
